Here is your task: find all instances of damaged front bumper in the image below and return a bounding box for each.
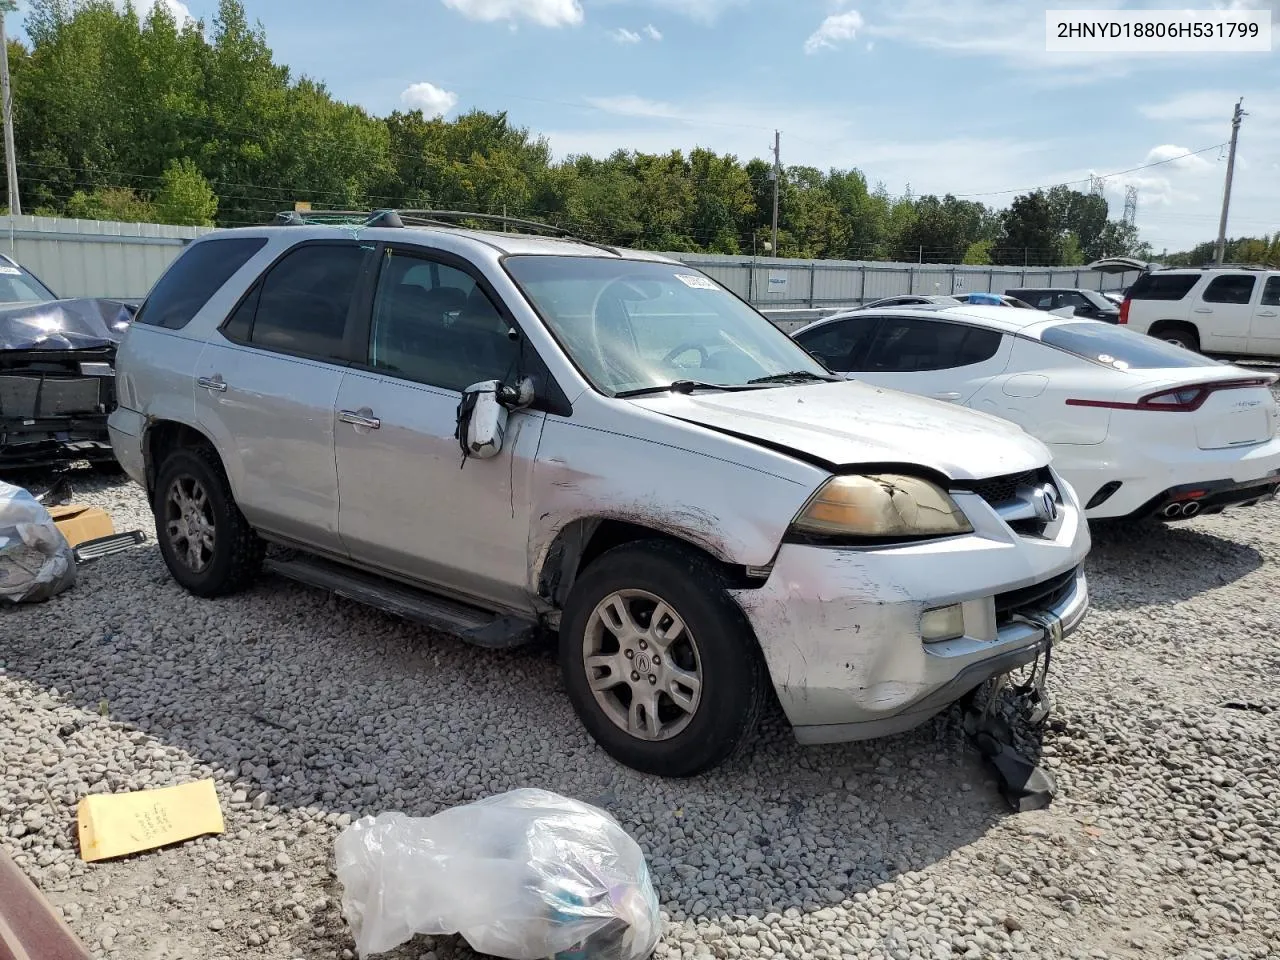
[1,349,118,470]
[729,532,1090,746]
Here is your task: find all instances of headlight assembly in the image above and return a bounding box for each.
[790,473,973,541]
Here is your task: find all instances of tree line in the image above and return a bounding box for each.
[3,0,1238,267]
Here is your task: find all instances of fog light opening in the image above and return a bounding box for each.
[922,603,965,643]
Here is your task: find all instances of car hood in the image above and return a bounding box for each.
[0,298,135,351]
[630,380,1050,481]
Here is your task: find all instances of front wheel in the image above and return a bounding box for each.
[153,445,264,597]
[559,540,767,777]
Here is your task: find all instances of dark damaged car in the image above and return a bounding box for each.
[0,255,137,470]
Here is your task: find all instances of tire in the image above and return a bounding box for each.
[152,444,264,597]
[1153,323,1199,353]
[559,540,767,777]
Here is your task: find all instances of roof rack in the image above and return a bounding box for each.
[1196,262,1274,271]
[270,208,620,255]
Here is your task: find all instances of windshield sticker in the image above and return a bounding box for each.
[675,274,718,290]
[0,266,21,275]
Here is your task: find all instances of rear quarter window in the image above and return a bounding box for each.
[1126,273,1199,301]
[134,237,269,330]
[1040,322,1207,370]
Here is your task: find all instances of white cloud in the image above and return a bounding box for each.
[611,27,642,43]
[591,0,743,24]
[400,82,459,117]
[644,24,663,40]
[1143,144,1214,173]
[584,95,688,121]
[440,0,584,28]
[805,10,864,53]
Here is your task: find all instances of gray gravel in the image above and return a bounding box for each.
[2,468,1278,960]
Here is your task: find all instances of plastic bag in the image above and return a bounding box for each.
[0,481,77,604]
[334,788,661,960]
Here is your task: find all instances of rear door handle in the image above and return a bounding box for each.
[931,392,962,402]
[1194,307,1213,314]
[197,375,227,393]
[339,409,381,429]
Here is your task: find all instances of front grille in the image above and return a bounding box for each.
[994,566,1079,626]
[964,469,1042,508]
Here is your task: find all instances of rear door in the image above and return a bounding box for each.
[1247,276,1280,357]
[194,240,375,554]
[836,313,1013,404]
[1193,274,1258,352]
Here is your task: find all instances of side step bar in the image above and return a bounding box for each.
[263,554,541,650]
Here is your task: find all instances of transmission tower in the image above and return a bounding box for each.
[1089,175,1106,198]
[1123,186,1138,226]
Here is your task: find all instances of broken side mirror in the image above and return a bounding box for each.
[455,378,536,460]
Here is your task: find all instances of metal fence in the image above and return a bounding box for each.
[3,215,213,299]
[3,215,1141,311]
[669,252,1138,309]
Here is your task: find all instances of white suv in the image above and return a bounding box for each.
[108,210,1091,777]
[1117,264,1280,357]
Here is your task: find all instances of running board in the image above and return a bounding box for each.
[262,554,540,649]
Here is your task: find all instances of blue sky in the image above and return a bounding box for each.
[19,0,1280,251]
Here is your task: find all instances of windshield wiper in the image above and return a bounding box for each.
[615,380,759,398]
[747,370,842,385]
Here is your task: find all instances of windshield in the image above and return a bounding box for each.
[1079,290,1116,311]
[0,265,57,304]
[1040,322,1207,370]
[504,256,830,395]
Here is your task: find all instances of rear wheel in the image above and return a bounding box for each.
[153,445,264,597]
[1152,322,1199,353]
[559,540,767,777]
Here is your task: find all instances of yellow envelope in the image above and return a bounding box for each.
[77,779,225,862]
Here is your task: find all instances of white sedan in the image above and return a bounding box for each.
[792,304,1280,521]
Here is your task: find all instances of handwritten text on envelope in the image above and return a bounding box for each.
[77,779,225,862]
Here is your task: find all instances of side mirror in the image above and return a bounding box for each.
[455,377,536,460]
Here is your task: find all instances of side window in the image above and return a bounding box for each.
[1260,277,1280,307]
[1127,274,1198,300]
[795,319,876,370]
[368,250,519,392]
[1202,275,1256,305]
[247,243,369,361]
[134,237,268,330]
[1062,292,1088,309]
[863,316,1002,373]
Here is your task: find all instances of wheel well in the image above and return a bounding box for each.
[537,519,766,608]
[1148,319,1199,342]
[144,420,215,494]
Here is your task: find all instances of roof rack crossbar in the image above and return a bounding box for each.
[268,208,621,256]
[1196,262,1272,271]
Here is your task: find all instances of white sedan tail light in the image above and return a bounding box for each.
[1066,377,1275,412]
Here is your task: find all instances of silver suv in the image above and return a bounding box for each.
[109,210,1091,777]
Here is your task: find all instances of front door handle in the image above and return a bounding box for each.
[197,375,227,393]
[931,392,962,402]
[1257,310,1279,317]
[339,409,381,430]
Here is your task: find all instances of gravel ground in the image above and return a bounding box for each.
[2,468,1278,960]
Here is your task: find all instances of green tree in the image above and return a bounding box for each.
[963,239,993,265]
[154,157,217,225]
[66,185,156,221]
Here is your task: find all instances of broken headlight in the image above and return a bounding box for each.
[789,474,973,542]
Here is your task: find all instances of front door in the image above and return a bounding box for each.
[334,246,545,611]
[840,313,1013,404]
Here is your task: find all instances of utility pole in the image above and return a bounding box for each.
[770,130,780,258]
[0,0,20,217]
[1214,98,1245,265]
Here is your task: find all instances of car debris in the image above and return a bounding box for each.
[0,294,136,471]
[76,778,225,862]
[334,788,661,960]
[0,480,76,604]
[0,846,92,960]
